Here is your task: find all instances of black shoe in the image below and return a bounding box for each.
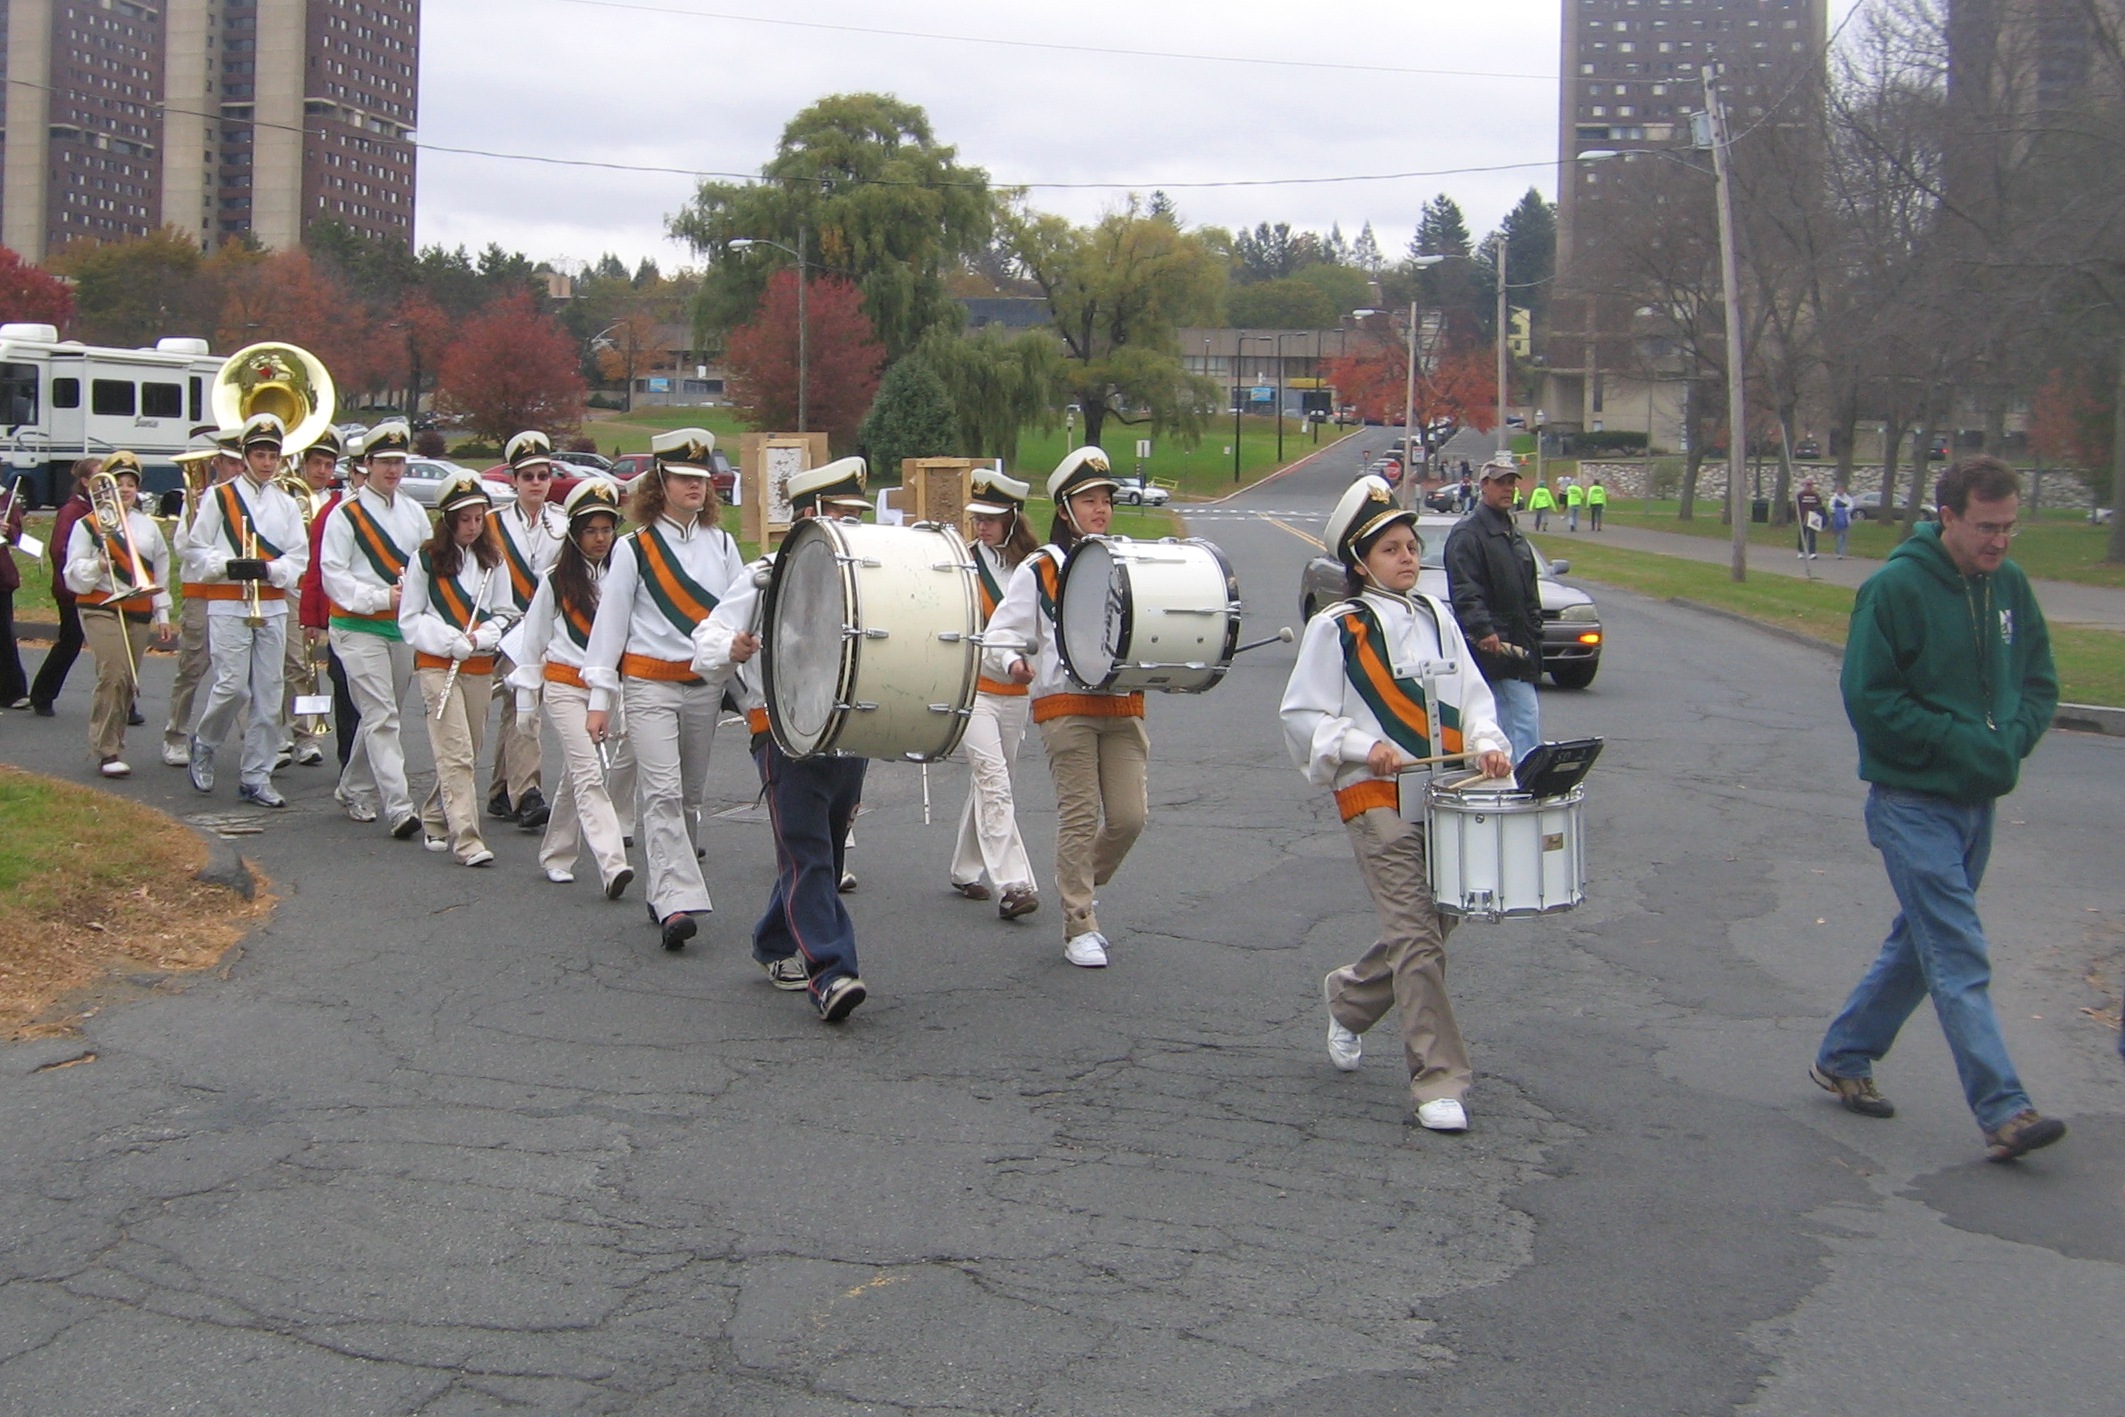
[31,701,54,718]
[389,814,421,840]
[603,866,633,901]
[660,911,697,952]
[127,706,146,727]
[515,788,549,832]
[815,975,866,1023]
[486,789,514,821]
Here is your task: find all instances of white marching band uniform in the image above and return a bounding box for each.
[399,511,514,864]
[321,470,432,832]
[489,494,566,811]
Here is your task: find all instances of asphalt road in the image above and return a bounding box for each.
[2,435,2119,1415]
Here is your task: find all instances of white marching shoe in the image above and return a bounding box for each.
[1323,974,1362,1072]
[1063,931,1109,968]
[1416,1097,1469,1133]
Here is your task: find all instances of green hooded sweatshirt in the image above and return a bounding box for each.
[1840,522,2056,803]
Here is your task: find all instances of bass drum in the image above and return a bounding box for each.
[1056,536,1241,693]
[763,518,981,762]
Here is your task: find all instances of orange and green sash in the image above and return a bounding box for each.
[558,588,595,650]
[341,498,410,585]
[1334,599,1463,761]
[974,549,1027,697]
[1032,550,1062,623]
[83,512,152,607]
[496,511,538,610]
[214,480,286,560]
[632,524,719,634]
[421,550,495,630]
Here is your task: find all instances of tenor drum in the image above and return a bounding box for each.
[1056,536,1241,693]
[1424,783,1586,921]
[763,518,980,762]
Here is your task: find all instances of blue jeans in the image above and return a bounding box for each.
[752,740,867,1000]
[1816,786,2031,1130]
[1488,676,1541,765]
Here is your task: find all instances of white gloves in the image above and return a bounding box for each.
[515,687,539,718]
[446,630,475,662]
[469,622,503,654]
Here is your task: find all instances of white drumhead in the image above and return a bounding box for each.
[766,520,849,755]
[1059,537,1123,689]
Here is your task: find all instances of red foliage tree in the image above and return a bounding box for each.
[212,247,403,402]
[724,271,883,446]
[2029,369,2110,473]
[394,292,455,420]
[0,248,74,329]
[435,291,586,443]
[1325,326,1496,465]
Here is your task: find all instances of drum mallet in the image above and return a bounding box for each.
[1233,626,1296,655]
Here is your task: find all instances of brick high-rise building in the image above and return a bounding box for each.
[1,0,418,262]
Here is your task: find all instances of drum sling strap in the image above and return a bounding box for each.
[632,524,720,634]
[974,549,1027,698]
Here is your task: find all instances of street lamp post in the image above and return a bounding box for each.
[1493,233,1510,455]
[1402,255,1446,508]
[729,225,809,433]
[1232,331,1247,483]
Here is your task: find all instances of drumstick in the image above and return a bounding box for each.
[921,762,931,825]
[1395,751,1475,768]
[1232,627,1296,656]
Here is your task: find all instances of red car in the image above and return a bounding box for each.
[482,463,599,504]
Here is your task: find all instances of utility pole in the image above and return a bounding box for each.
[796,223,809,435]
[1701,68,1749,582]
[1233,331,1246,484]
[1494,233,1509,455]
[1402,300,1421,509]
[2110,339,2125,562]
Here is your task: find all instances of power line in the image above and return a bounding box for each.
[550,0,1555,83]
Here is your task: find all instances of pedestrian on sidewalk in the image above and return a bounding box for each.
[1444,453,1543,762]
[1795,478,1825,559]
[1829,484,1855,559]
[1525,479,1556,532]
[1811,456,2066,1164]
[1563,475,1584,531]
[1587,477,1607,531]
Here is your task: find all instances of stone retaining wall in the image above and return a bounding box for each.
[1566,461,2098,511]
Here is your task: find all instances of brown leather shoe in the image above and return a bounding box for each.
[951,880,992,901]
[1984,1110,2065,1162]
[998,887,1039,920]
[1810,1066,1894,1118]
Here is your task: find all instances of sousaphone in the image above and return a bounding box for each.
[211,342,337,458]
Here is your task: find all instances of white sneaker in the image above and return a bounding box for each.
[336,792,377,824]
[464,849,495,868]
[423,835,450,853]
[1063,931,1109,968]
[294,741,325,766]
[98,757,132,779]
[544,867,574,884]
[161,739,190,767]
[1416,1097,1469,1132]
[1323,973,1362,1071]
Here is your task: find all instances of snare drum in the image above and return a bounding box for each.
[1424,782,1586,921]
[762,518,980,762]
[1056,536,1241,693]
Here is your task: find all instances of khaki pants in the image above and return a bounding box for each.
[491,655,542,805]
[80,606,139,761]
[163,597,210,746]
[624,675,718,919]
[332,628,415,826]
[951,690,1035,894]
[1326,807,1471,1107]
[416,665,489,862]
[1037,714,1148,941]
[539,679,632,888]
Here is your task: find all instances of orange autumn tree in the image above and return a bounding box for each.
[1325,323,1496,468]
[724,270,883,448]
[435,291,586,444]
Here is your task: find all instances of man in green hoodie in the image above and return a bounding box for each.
[1811,456,2064,1163]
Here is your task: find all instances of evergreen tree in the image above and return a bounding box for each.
[1412,195,1473,258]
[1352,222,1385,275]
[859,356,960,478]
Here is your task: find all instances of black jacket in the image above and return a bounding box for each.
[1443,501,1542,683]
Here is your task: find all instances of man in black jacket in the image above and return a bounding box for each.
[1443,453,1543,761]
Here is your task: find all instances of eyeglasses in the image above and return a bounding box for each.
[518,470,553,481]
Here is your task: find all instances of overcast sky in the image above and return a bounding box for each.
[413,0,1861,272]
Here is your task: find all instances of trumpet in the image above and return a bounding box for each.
[240,524,266,627]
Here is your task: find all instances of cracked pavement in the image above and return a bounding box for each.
[2,432,2119,1414]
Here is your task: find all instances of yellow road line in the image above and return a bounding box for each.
[1261,515,1325,551]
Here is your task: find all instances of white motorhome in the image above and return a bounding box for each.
[0,324,226,508]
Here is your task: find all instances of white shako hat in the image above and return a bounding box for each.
[435,470,493,517]
[364,420,413,460]
[967,467,1030,516]
[563,476,624,525]
[1047,446,1120,503]
[1327,475,1418,566]
[650,427,715,476]
[787,456,870,512]
[240,412,287,451]
[505,430,555,472]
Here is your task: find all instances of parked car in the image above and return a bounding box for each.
[1366,456,1403,488]
[1114,472,1169,507]
[1793,437,1822,459]
[402,458,513,509]
[1850,490,1936,522]
[1298,514,1604,689]
[480,462,609,504]
[552,449,614,474]
[609,449,737,502]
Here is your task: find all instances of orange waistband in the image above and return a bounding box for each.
[328,599,394,623]
[79,590,154,611]
[416,652,496,676]
[191,583,285,602]
[621,652,703,685]
[1032,691,1146,724]
[746,707,770,735]
[543,662,588,689]
[978,675,1029,698]
[1334,779,1400,822]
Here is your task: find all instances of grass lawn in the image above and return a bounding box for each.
[1535,535,2125,707]
[1009,417,1345,502]
[1600,498,2125,590]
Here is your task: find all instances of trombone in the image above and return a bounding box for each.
[85,469,163,690]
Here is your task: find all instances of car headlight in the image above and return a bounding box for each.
[1558,603,1600,623]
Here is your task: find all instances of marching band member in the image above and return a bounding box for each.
[690,458,872,1022]
[185,413,309,809]
[299,431,361,772]
[62,452,174,777]
[402,472,511,867]
[321,420,429,838]
[486,431,567,830]
[983,447,1147,969]
[507,478,637,897]
[1279,476,1512,1133]
[160,429,238,766]
[582,428,744,951]
[278,425,341,768]
[949,468,1040,919]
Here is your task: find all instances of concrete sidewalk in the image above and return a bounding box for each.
[1542,521,2125,631]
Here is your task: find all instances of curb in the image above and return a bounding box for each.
[1665,597,1842,658]
[192,828,258,901]
[2056,702,2125,738]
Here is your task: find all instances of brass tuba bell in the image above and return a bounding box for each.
[212,342,337,463]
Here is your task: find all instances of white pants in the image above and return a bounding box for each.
[950,691,1036,893]
[540,679,634,888]
[624,675,719,919]
[195,612,288,791]
[491,654,542,804]
[332,629,415,826]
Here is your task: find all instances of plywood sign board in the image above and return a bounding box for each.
[740,432,829,546]
[904,457,976,534]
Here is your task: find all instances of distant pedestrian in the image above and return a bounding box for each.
[1525,479,1556,532]
[1457,474,1475,513]
[1587,477,1607,531]
[1829,485,1855,559]
[1811,456,2066,1164]
[1562,475,1584,531]
[1795,478,1825,559]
